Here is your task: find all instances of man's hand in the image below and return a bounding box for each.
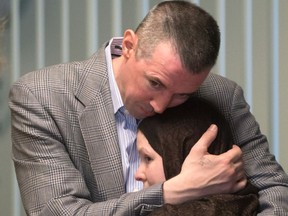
[163,124,247,204]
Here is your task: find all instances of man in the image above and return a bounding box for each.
[9,1,288,215]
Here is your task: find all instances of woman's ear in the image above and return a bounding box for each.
[122,29,138,58]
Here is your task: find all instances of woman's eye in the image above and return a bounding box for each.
[144,155,152,162]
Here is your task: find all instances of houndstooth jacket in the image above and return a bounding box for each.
[9,43,288,216]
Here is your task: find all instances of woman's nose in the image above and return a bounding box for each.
[135,168,145,182]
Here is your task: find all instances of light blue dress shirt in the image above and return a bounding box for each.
[105,37,143,192]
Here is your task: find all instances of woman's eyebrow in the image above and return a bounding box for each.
[139,146,153,155]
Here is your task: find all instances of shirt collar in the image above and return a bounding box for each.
[105,37,124,114]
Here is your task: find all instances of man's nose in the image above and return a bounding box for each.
[150,94,172,114]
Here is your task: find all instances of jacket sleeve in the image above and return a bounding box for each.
[197,74,288,215]
[229,83,288,215]
[9,78,162,216]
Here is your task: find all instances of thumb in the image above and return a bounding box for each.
[181,124,218,171]
[191,124,218,155]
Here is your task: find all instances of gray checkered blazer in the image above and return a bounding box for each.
[9,44,288,216]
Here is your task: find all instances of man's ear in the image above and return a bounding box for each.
[122,29,138,58]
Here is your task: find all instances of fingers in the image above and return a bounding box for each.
[184,124,218,168]
[191,124,218,154]
[232,175,248,193]
[183,125,248,195]
[221,145,242,163]
[222,145,247,192]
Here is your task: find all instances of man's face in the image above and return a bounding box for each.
[135,130,166,188]
[116,33,210,119]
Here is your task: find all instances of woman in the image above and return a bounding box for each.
[135,97,259,215]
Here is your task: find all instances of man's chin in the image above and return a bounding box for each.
[128,108,155,119]
[139,112,156,119]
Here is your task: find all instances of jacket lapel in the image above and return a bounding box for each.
[76,45,125,199]
[79,99,125,199]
